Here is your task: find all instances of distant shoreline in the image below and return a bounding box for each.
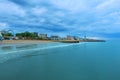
[0,39,106,44]
[0,40,53,44]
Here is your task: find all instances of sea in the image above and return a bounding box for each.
[0,40,120,80]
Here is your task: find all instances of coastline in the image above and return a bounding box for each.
[0,40,53,44]
[0,39,106,44]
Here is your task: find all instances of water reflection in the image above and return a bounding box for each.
[0,44,39,53]
[0,43,57,53]
[16,44,38,50]
[0,46,14,51]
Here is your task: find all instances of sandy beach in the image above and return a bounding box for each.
[0,40,53,44]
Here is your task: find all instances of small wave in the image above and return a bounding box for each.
[0,43,84,63]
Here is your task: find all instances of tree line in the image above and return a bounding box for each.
[2,31,39,40]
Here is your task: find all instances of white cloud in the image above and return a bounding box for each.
[50,0,89,13]
[0,0,26,17]
[0,22,9,30]
[95,0,120,15]
[31,7,48,16]
[54,11,65,17]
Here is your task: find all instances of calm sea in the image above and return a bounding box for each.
[0,40,120,80]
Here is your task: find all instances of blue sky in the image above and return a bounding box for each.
[0,0,120,39]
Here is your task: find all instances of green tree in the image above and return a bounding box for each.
[16,32,38,40]
[2,33,13,37]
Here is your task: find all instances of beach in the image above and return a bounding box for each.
[0,40,53,44]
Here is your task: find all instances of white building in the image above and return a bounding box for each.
[39,34,48,39]
[50,36,60,40]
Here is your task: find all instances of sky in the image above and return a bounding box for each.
[0,0,120,39]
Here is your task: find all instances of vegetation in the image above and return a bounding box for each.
[16,32,38,40]
[1,33,13,40]
[2,33,13,37]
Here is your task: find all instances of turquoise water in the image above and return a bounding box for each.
[0,41,120,80]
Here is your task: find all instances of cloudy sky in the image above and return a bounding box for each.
[0,0,120,39]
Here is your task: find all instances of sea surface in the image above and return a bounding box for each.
[0,40,120,80]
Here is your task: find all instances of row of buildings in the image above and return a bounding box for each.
[0,30,81,40]
[15,32,79,40]
[16,32,81,41]
[39,33,80,40]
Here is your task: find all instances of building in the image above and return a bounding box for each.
[12,37,19,40]
[74,36,80,40]
[50,36,60,40]
[39,34,48,39]
[33,32,38,37]
[67,35,74,40]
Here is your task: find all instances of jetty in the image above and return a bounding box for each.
[53,39,106,43]
[81,39,106,42]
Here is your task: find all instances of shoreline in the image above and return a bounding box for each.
[0,39,106,44]
[0,40,53,44]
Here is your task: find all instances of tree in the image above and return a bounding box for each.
[16,32,38,40]
[2,33,13,37]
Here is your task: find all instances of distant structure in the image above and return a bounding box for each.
[84,35,87,39]
[0,29,15,40]
[50,36,60,40]
[33,32,38,37]
[74,36,80,40]
[67,35,74,40]
[3,29,15,37]
[0,32,3,41]
[39,33,48,39]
